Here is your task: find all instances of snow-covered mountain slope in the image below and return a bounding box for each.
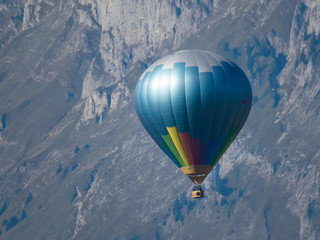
[0,0,320,239]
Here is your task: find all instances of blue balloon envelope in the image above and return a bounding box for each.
[135,50,252,184]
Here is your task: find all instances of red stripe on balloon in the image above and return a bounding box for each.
[179,132,195,165]
[191,138,200,165]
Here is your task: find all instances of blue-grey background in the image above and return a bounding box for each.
[0,0,319,239]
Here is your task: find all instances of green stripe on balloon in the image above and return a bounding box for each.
[161,134,185,167]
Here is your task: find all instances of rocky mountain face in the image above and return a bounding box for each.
[0,0,320,239]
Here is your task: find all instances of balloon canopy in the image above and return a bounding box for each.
[134,50,252,184]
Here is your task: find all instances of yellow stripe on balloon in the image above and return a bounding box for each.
[166,126,189,166]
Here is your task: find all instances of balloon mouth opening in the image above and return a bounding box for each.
[188,174,207,184]
[180,165,213,184]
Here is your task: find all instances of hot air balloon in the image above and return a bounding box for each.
[134,50,252,198]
